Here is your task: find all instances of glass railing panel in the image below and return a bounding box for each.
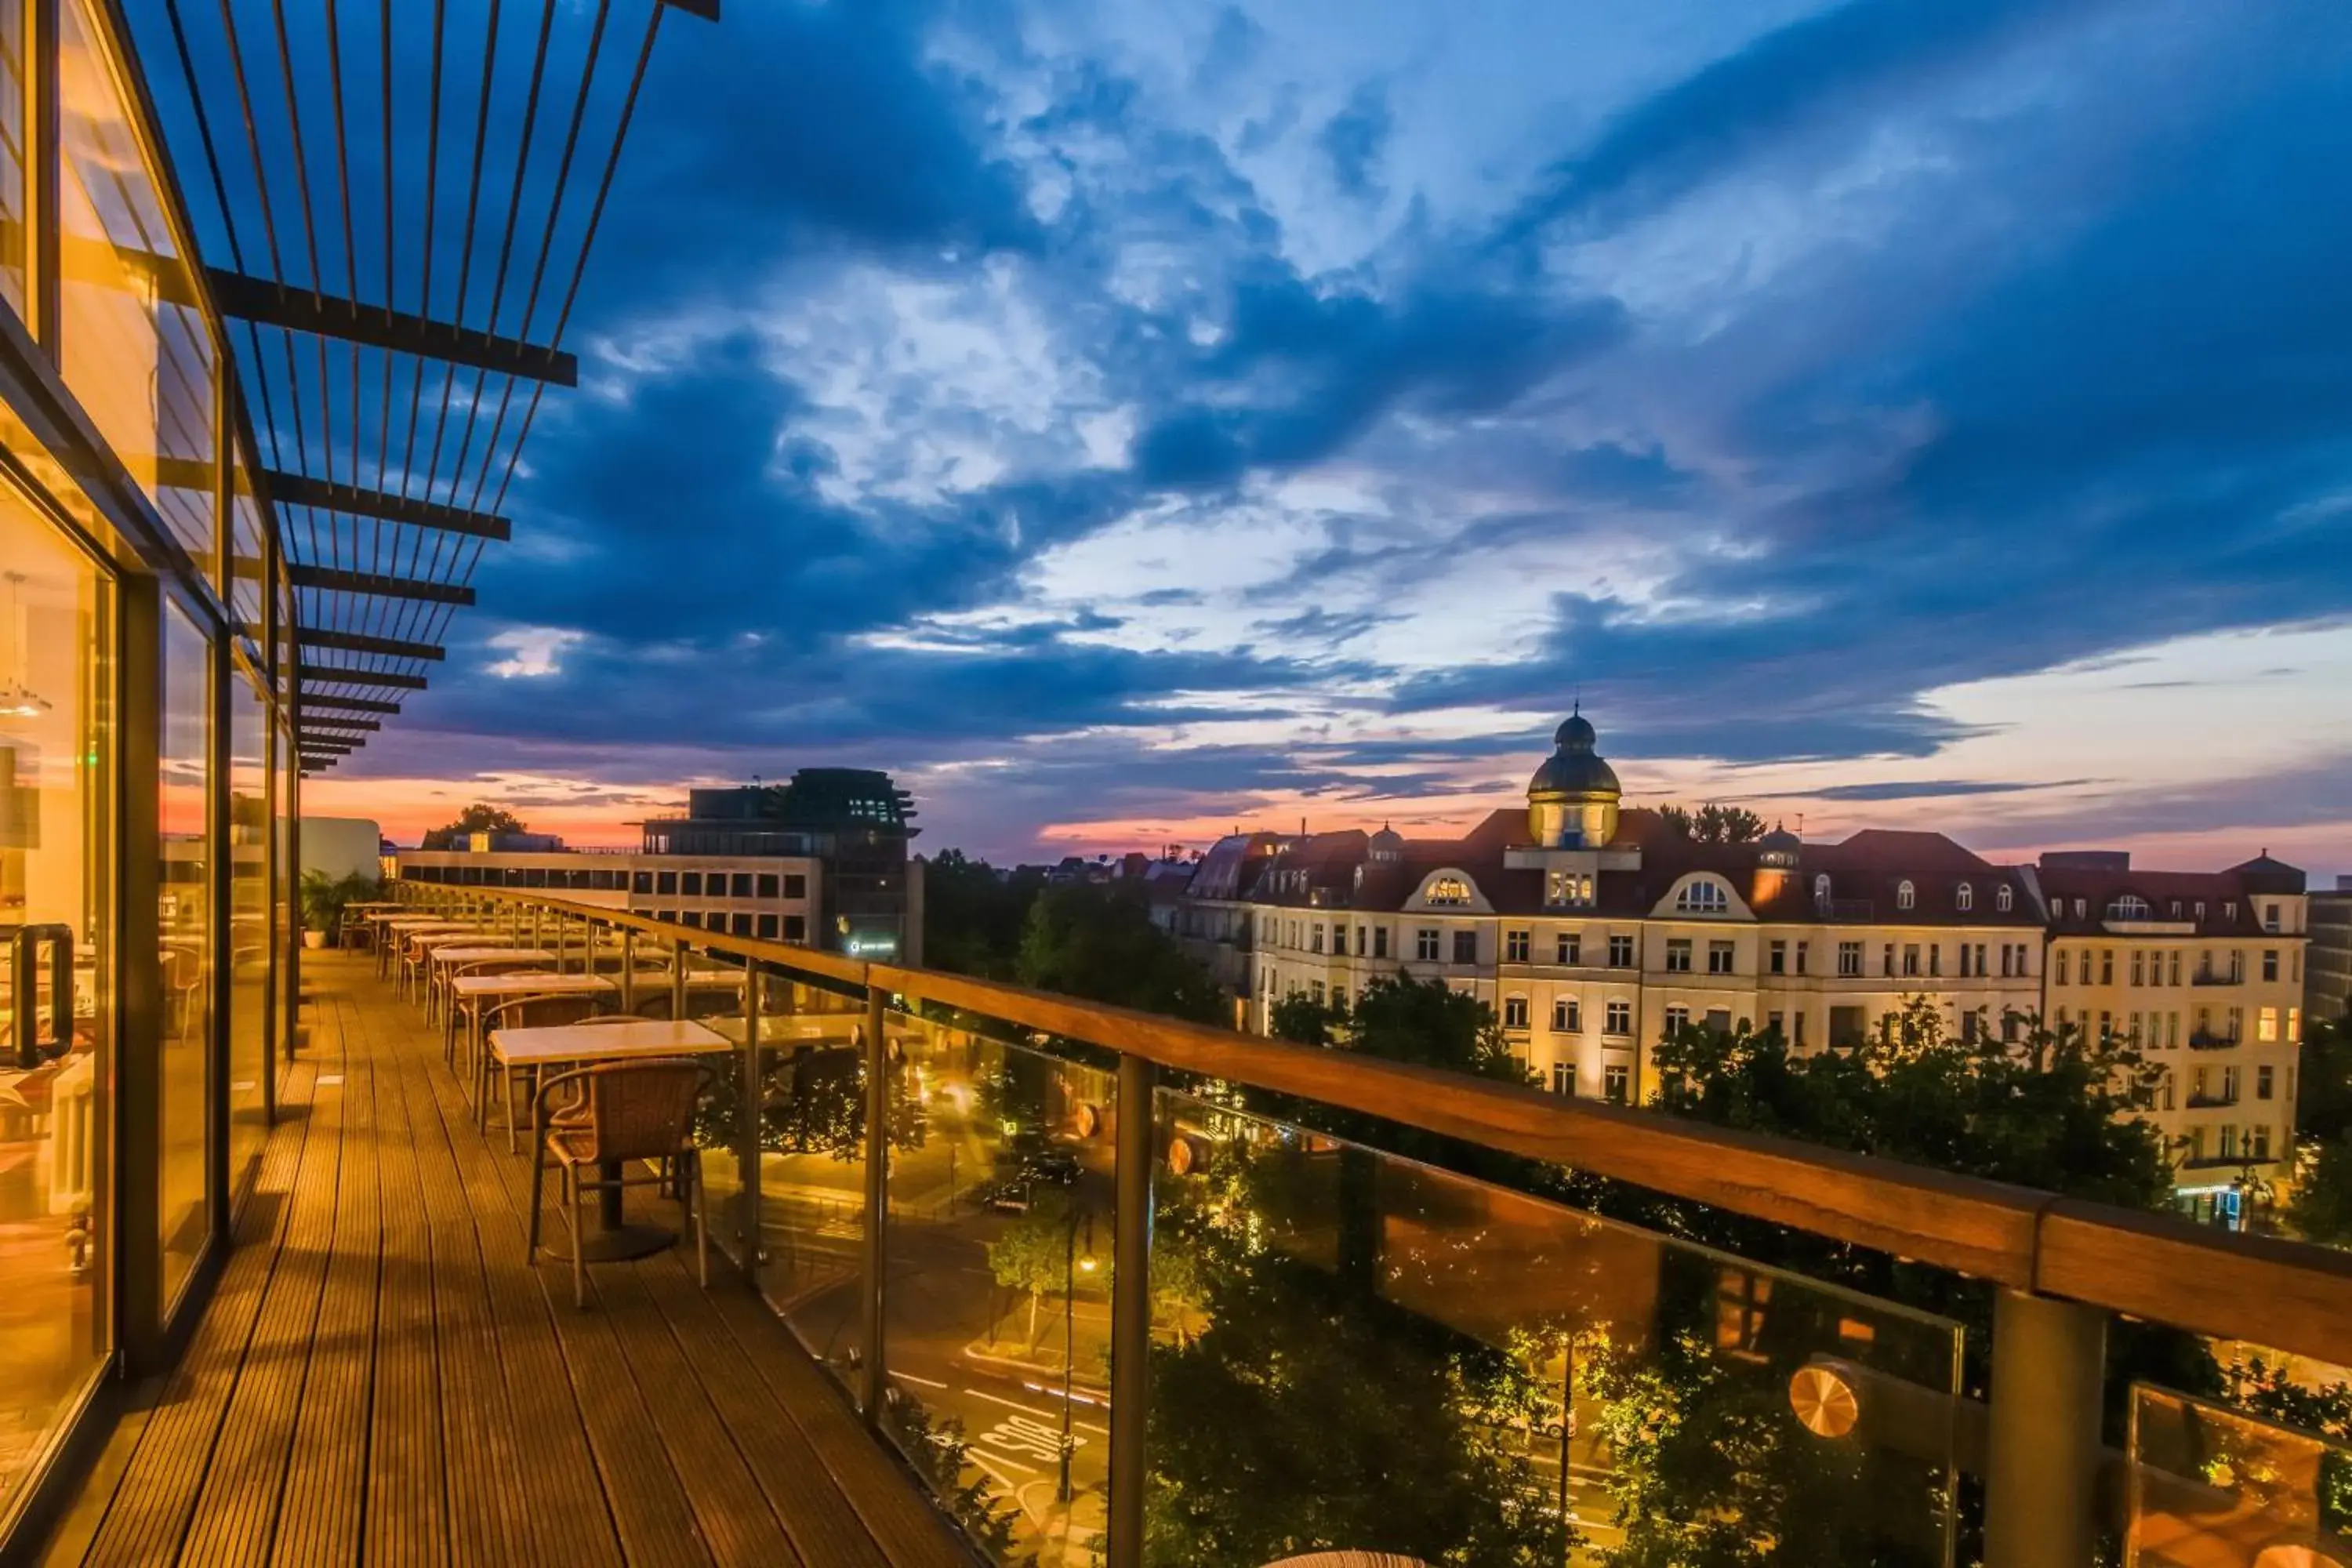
[880,1008,1120,1565]
[2128,1383,2352,1565]
[1146,1087,1963,1568]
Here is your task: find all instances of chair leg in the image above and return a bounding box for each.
[570,1167,587,1309]
[690,1151,708,1287]
[528,1142,546,1261]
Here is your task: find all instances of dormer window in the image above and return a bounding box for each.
[1545,870,1594,908]
[1425,876,1472,907]
[1996,885,2013,913]
[1955,883,1973,912]
[1896,880,1915,912]
[2170,900,2183,918]
[2223,901,2238,920]
[1675,879,1730,914]
[1813,873,1831,908]
[2106,895,2150,921]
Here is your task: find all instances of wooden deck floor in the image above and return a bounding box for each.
[40,952,973,1568]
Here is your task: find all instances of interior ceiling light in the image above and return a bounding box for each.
[0,571,52,720]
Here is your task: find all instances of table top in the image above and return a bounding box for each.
[408,930,502,949]
[427,946,553,966]
[702,1014,891,1046]
[451,973,617,1000]
[384,918,476,932]
[488,1018,731,1065]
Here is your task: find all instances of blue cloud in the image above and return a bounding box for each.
[1319,81,1395,199]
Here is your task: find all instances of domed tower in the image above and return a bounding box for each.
[1753,822,1802,906]
[1367,824,1405,864]
[1526,708,1621,848]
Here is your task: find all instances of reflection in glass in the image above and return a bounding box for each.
[227,660,267,1198]
[0,0,25,315]
[882,1012,1116,1565]
[1145,1090,1962,1568]
[0,485,111,1519]
[158,600,212,1307]
[2129,1383,2352,1565]
[57,0,216,570]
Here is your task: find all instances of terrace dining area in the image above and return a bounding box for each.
[35,941,971,1568]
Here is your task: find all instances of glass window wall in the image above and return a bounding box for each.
[227,655,267,1199]
[158,598,212,1307]
[0,482,113,1524]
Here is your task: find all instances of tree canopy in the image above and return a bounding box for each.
[921,850,1047,979]
[1655,802,1767,844]
[1011,882,1225,1023]
[419,801,528,850]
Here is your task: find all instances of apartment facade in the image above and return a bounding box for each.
[1200,713,2306,1207]
[2308,876,2352,1026]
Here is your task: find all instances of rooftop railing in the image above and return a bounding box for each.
[388,880,2352,1568]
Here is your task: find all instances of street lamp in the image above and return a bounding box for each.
[1059,1205,1097,1505]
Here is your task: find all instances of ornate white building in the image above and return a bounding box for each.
[1181,713,2307,1213]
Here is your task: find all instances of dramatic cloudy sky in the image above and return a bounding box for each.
[297,0,2352,871]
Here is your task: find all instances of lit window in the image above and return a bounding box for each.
[1505,930,1530,963]
[1604,1000,1632,1035]
[1504,996,1530,1029]
[1896,880,1915,911]
[1554,998,1581,1033]
[1675,879,1730,914]
[1425,876,1472,906]
[2258,1007,2278,1043]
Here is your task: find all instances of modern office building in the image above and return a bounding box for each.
[2309,875,2352,1026]
[1208,713,2307,1203]
[391,769,923,962]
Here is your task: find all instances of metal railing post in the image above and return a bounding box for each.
[1984,1288,2104,1568]
[619,930,636,1014]
[737,964,762,1278]
[860,980,889,1422]
[1105,1053,1156,1568]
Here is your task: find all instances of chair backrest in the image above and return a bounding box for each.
[681,988,739,1023]
[458,959,547,981]
[630,991,675,1021]
[539,1059,710,1163]
[492,993,605,1031]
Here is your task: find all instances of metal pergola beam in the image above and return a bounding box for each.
[208,268,578,385]
[297,695,401,716]
[263,471,512,542]
[298,662,430,691]
[297,630,445,662]
[655,0,720,17]
[288,565,475,606]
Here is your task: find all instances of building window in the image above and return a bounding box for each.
[784,873,808,899]
[2056,950,2070,985]
[1955,883,1973,911]
[1425,876,1472,906]
[731,873,754,899]
[757,873,779,899]
[731,913,753,936]
[1311,981,1326,1004]
[1901,944,1920,978]
[2252,1124,2271,1160]
[1837,941,1862,977]
[1996,884,2013,912]
[2220,1125,2239,1160]
[1708,940,1735,975]
[1769,939,1787,975]
[657,871,677,896]
[1813,873,1831,907]
[2263,902,2281,933]
[1896,880,1915,911]
[2289,1007,2301,1043]
[1795,1012,1809,1047]
[1883,943,1896,977]
[1554,998,1581,1033]
[757,914,779,939]
[680,912,702,928]
[2263,949,2279,981]
[1552,1062,1577,1095]
[2223,901,2238,921]
[1547,870,1595,907]
[1332,986,1346,1011]
[2258,1065,2274,1100]
[1452,930,1478,964]
[1795,941,1809,975]
[1555,932,1581,966]
[1605,1000,1632,1035]
[633,870,654,895]
[1504,996,1530,1029]
[2130,951,2145,987]
[1663,1004,1690,1035]
[1603,1065,1630,1105]
[1664,939,1693,973]
[784,915,807,942]
[1374,927,1391,960]
[1332,924,1348,956]
[1311,924,1325,955]
[1675,879,1730,914]
[1416,928,1440,962]
[1506,930,1530,963]
[2107,894,2150,920]
[681,872,702,896]
[1608,935,1635,968]
[2257,1007,2278,1043]
[2100,950,2114,985]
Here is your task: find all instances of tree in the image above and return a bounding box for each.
[2299,1014,2352,1146]
[2292,1138,2352,1247]
[1272,973,1530,1086]
[419,801,527,850]
[1655,802,1766,844]
[1013,882,1225,1023]
[923,850,1047,979]
[987,1194,1075,1352]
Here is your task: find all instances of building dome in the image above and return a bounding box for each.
[1367,824,1405,863]
[1757,822,1802,870]
[1526,707,1621,848]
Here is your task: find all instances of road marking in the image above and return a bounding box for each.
[972,1413,1074,1465]
[967,1386,1109,1436]
[893,1370,949,1389]
[964,1448,1033,1487]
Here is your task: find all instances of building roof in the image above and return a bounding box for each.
[2036,862,2293,938]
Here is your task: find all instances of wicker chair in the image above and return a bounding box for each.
[480,993,608,1149]
[434,956,545,1037]
[526,1058,713,1308]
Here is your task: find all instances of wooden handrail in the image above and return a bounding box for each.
[397,880,2352,1366]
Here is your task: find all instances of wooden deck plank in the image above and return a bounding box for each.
[43,953,969,1568]
[177,1064,345,1566]
[79,1059,322,1568]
